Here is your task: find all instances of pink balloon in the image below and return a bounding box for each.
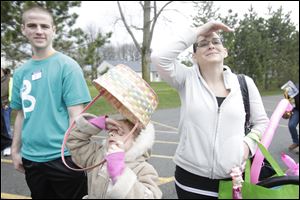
[250,99,293,184]
[281,152,299,176]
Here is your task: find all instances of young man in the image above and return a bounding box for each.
[10,6,91,199]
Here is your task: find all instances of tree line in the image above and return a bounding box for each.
[1,1,299,90]
[192,1,299,90]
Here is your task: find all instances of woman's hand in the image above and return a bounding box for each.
[243,142,250,161]
[197,20,234,37]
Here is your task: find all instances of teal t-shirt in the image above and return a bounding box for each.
[11,52,92,162]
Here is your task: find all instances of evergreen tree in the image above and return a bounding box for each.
[1,1,83,68]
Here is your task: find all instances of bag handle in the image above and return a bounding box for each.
[244,134,285,183]
[244,159,251,183]
[61,90,105,171]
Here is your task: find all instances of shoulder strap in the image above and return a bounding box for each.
[237,74,251,135]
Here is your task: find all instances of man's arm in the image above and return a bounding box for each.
[67,104,85,125]
[11,110,25,173]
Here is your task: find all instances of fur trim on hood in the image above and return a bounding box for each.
[125,122,155,161]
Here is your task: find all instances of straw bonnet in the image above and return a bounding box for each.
[93,64,159,127]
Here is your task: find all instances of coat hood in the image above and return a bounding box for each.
[125,122,155,161]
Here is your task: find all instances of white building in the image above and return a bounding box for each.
[95,60,162,82]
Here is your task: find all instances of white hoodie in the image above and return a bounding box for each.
[151,27,269,179]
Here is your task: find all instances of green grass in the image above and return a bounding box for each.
[86,80,180,115]
[86,81,282,116]
[9,80,283,125]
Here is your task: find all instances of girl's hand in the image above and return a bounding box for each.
[105,118,122,131]
[107,141,125,153]
[105,142,125,183]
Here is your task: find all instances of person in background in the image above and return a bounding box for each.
[152,21,269,199]
[287,83,299,154]
[1,67,12,156]
[1,99,12,154]
[10,5,91,199]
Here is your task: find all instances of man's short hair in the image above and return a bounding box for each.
[22,5,54,25]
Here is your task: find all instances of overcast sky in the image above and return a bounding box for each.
[71,1,299,51]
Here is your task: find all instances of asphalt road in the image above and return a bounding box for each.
[1,95,299,199]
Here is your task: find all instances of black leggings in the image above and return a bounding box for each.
[175,165,231,199]
[22,156,87,199]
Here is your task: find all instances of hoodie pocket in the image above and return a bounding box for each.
[176,125,209,170]
[215,136,244,177]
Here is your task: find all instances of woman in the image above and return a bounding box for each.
[152,21,269,199]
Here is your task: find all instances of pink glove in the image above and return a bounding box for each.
[88,115,107,130]
[105,151,125,183]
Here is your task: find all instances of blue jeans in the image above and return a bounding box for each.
[1,106,12,138]
[288,109,299,144]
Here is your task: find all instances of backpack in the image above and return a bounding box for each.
[237,74,276,181]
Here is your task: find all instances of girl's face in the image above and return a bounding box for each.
[107,120,136,152]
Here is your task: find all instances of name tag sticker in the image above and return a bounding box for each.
[32,71,42,80]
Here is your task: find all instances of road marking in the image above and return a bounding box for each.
[156,130,178,134]
[1,159,12,164]
[151,154,173,159]
[1,193,31,199]
[92,136,179,145]
[151,120,178,131]
[158,176,175,186]
[155,140,178,145]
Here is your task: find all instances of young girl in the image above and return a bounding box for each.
[66,113,162,199]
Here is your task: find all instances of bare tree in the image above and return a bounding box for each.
[117,1,172,83]
[101,45,116,60]
[84,24,111,80]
